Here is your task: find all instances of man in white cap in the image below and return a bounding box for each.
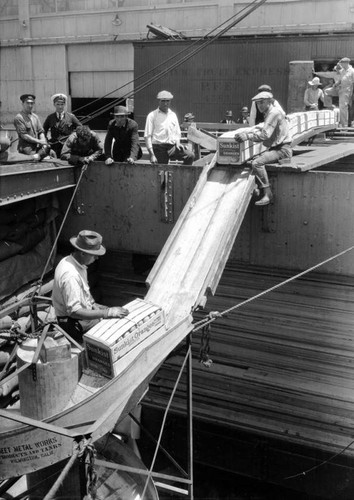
[304,77,325,110]
[52,229,129,342]
[144,90,194,165]
[104,105,142,164]
[248,84,285,126]
[333,57,354,127]
[43,93,82,157]
[14,94,52,160]
[234,91,292,206]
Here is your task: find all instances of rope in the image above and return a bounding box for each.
[81,438,98,500]
[198,311,221,367]
[140,346,191,500]
[74,0,268,124]
[43,441,81,500]
[31,163,88,299]
[192,244,354,333]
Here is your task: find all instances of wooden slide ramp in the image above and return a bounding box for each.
[146,157,255,329]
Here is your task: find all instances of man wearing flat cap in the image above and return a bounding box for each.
[104,105,142,165]
[144,90,194,165]
[43,93,82,157]
[52,229,129,341]
[14,94,53,160]
[248,84,285,126]
[333,57,354,126]
[234,91,292,206]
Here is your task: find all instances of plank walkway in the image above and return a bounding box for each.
[270,142,354,172]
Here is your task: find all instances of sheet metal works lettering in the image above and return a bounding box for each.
[0,437,62,464]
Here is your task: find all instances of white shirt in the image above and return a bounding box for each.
[52,254,95,317]
[144,108,181,149]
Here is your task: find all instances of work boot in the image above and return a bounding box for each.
[255,186,273,206]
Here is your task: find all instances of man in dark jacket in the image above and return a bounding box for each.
[43,93,82,157]
[61,125,103,166]
[104,105,142,165]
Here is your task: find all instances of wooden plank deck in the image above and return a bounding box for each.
[268,142,354,173]
[144,263,354,458]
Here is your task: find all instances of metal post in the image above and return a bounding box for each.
[186,333,194,500]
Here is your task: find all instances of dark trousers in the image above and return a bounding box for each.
[57,316,99,343]
[251,144,292,188]
[19,144,57,158]
[153,143,194,165]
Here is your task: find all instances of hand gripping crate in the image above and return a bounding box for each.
[217,129,253,165]
[84,298,165,378]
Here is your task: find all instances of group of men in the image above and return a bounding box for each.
[0,85,290,341]
[0,90,197,168]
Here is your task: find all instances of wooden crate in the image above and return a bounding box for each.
[84,298,165,378]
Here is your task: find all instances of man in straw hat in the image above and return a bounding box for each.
[104,105,142,164]
[43,93,81,157]
[52,229,129,341]
[234,90,292,206]
[144,90,194,165]
[304,77,324,110]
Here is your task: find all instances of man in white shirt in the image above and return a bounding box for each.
[52,230,129,342]
[144,90,194,165]
[334,57,354,127]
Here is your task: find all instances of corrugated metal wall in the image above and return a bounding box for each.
[133,34,354,124]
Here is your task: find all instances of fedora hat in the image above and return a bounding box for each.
[70,230,106,255]
[111,105,129,116]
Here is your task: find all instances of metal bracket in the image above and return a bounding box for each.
[158,170,174,223]
[31,363,37,382]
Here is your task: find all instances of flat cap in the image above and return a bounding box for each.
[340,57,350,63]
[258,84,272,92]
[252,91,273,101]
[157,90,173,100]
[20,94,35,102]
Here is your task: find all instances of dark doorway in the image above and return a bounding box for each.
[71,97,126,130]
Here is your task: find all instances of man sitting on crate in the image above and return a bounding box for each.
[234,91,292,207]
[52,230,129,342]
